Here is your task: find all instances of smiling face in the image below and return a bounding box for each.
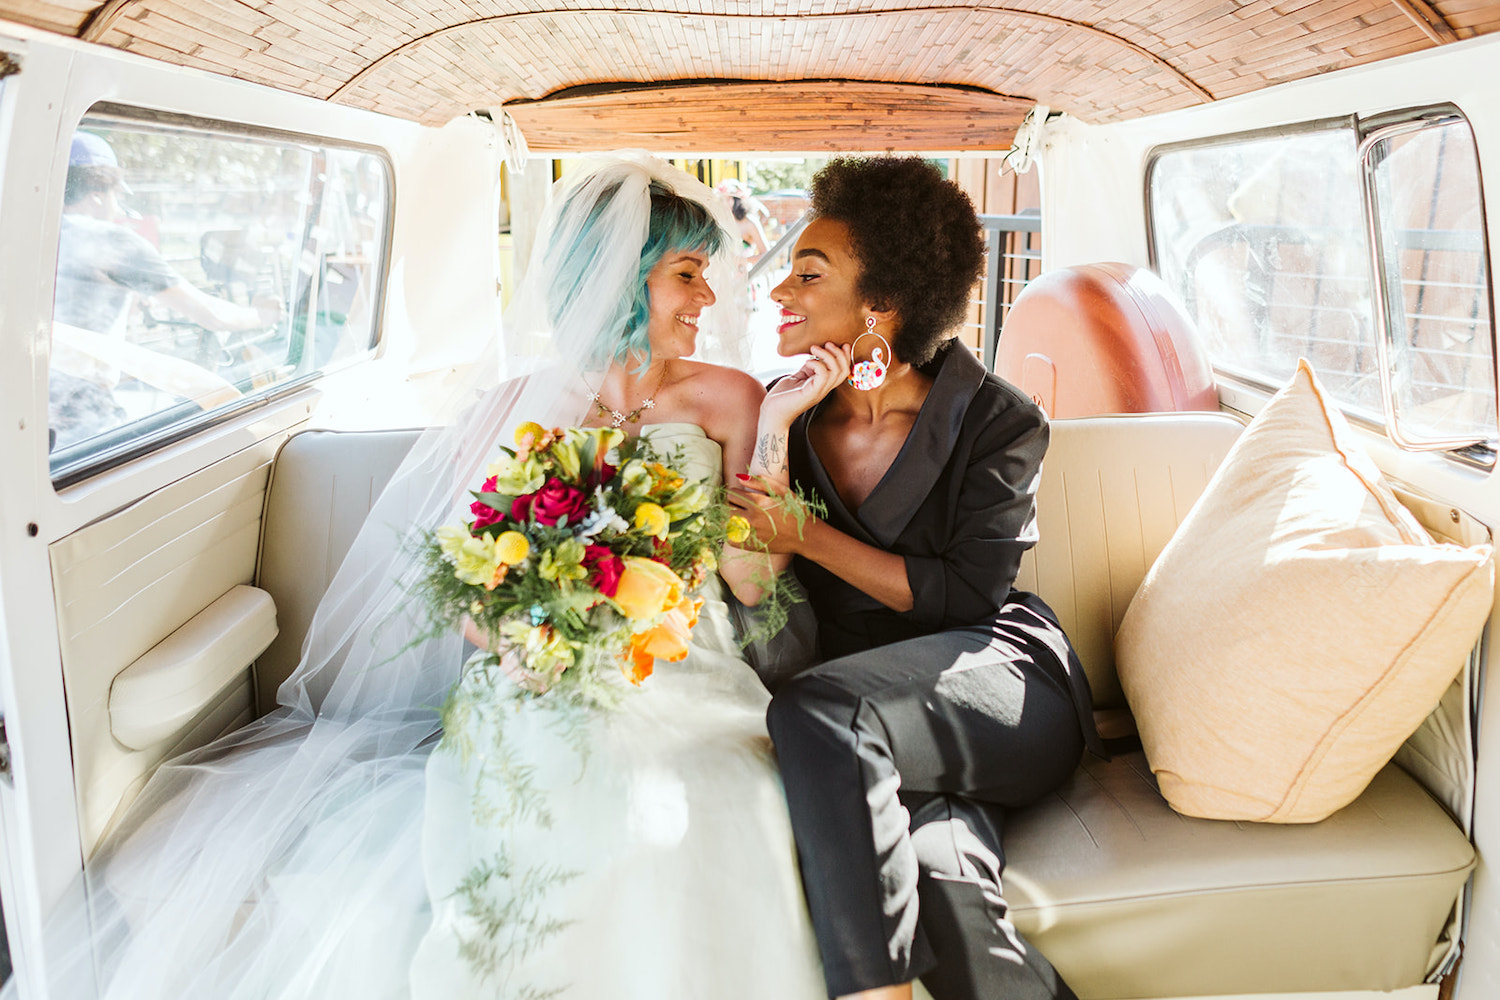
[769,217,869,357]
[644,248,716,361]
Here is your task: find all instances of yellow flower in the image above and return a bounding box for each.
[551,442,582,481]
[498,620,576,677]
[571,425,624,455]
[450,534,506,590]
[495,530,530,564]
[514,421,546,450]
[487,452,544,496]
[538,537,588,582]
[618,459,653,497]
[437,524,472,558]
[663,482,708,519]
[725,515,751,545]
[647,462,685,496]
[612,556,684,621]
[634,502,670,540]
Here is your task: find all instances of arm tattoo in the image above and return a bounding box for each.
[755,432,788,476]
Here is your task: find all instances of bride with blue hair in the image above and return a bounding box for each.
[20,153,831,999]
[412,158,831,997]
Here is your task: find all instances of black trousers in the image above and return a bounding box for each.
[767,609,1086,1000]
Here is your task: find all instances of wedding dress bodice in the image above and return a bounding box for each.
[639,421,723,487]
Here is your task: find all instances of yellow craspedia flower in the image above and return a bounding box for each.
[634,502,670,540]
[495,530,530,564]
[726,515,752,545]
[514,421,545,448]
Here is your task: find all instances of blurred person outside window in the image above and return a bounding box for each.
[49,131,281,451]
[717,178,771,258]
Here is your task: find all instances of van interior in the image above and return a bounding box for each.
[1,4,1499,999]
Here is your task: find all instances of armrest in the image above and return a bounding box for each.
[109,585,278,751]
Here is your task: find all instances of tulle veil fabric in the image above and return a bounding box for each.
[17,152,751,999]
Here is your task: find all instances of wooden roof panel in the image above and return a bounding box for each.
[0,1,1490,148]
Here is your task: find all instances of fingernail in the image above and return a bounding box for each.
[735,473,751,480]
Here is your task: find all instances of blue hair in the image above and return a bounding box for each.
[613,182,726,367]
[546,177,727,369]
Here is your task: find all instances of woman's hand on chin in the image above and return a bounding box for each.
[761,342,852,428]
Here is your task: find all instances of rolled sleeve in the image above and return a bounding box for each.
[904,400,1048,629]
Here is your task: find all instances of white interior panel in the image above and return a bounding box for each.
[49,440,278,855]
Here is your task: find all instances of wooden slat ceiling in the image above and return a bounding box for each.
[0,1,1494,151]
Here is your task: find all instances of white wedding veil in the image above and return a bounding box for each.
[20,152,748,999]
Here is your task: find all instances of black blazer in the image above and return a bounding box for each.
[788,339,1104,756]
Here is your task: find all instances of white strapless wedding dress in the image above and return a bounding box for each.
[15,424,824,1000]
[409,423,827,999]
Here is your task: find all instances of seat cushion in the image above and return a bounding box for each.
[256,428,422,715]
[1116,360,1493,822]
[1004,751,1475,998]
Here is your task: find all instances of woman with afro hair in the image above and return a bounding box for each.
[732,156,1104,1000]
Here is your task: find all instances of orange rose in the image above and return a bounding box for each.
[622,596,703,685]
[612,556,685,621]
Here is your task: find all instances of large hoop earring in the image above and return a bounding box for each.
[849,316,890,391]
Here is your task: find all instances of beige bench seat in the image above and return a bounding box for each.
[1006,751,1474,998]
[257,417,1481,1000]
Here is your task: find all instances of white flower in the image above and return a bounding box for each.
[575,490,630,540]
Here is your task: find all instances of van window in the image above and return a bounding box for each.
[1148,111,1497,457]
[48,108,391,484]
[1149,125,1381,417]
[1364,114,1495,449]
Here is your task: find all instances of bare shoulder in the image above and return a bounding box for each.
[670,359,765,412]
[664,359,764,445]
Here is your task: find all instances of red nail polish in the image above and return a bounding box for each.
[735,473,751,481]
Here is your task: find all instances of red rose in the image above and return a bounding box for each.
[511,477,590,526]
[592,461,617,487]
[582,544,624,597]
[471,502,505,533]
[471,475,505,532]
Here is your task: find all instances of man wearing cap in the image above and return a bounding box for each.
[50,131,280,450]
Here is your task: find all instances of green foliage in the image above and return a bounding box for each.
[744,158,829,194]
[436,653,602,994]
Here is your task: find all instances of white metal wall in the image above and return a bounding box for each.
[1035,33,1500,1000]
[0,20,501,994]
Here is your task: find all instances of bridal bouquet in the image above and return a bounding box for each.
[418,422,748,701]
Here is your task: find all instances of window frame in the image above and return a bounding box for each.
[1145,106,1497,467]
[1358,105,1497,455]
[47,103,397,490]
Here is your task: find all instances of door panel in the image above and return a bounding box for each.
[49,439,277,855]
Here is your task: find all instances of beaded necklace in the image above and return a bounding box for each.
[585,361,669,428]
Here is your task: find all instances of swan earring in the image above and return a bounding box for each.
[848,316,890,391]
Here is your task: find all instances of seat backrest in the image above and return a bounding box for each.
[255,428,421,715]
[996,263,1219,417]
[1014,413,1245,709]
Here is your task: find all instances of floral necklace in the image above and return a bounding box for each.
[585,361,669,428]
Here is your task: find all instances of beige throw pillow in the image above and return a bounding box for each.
[1116,360,1494,823]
